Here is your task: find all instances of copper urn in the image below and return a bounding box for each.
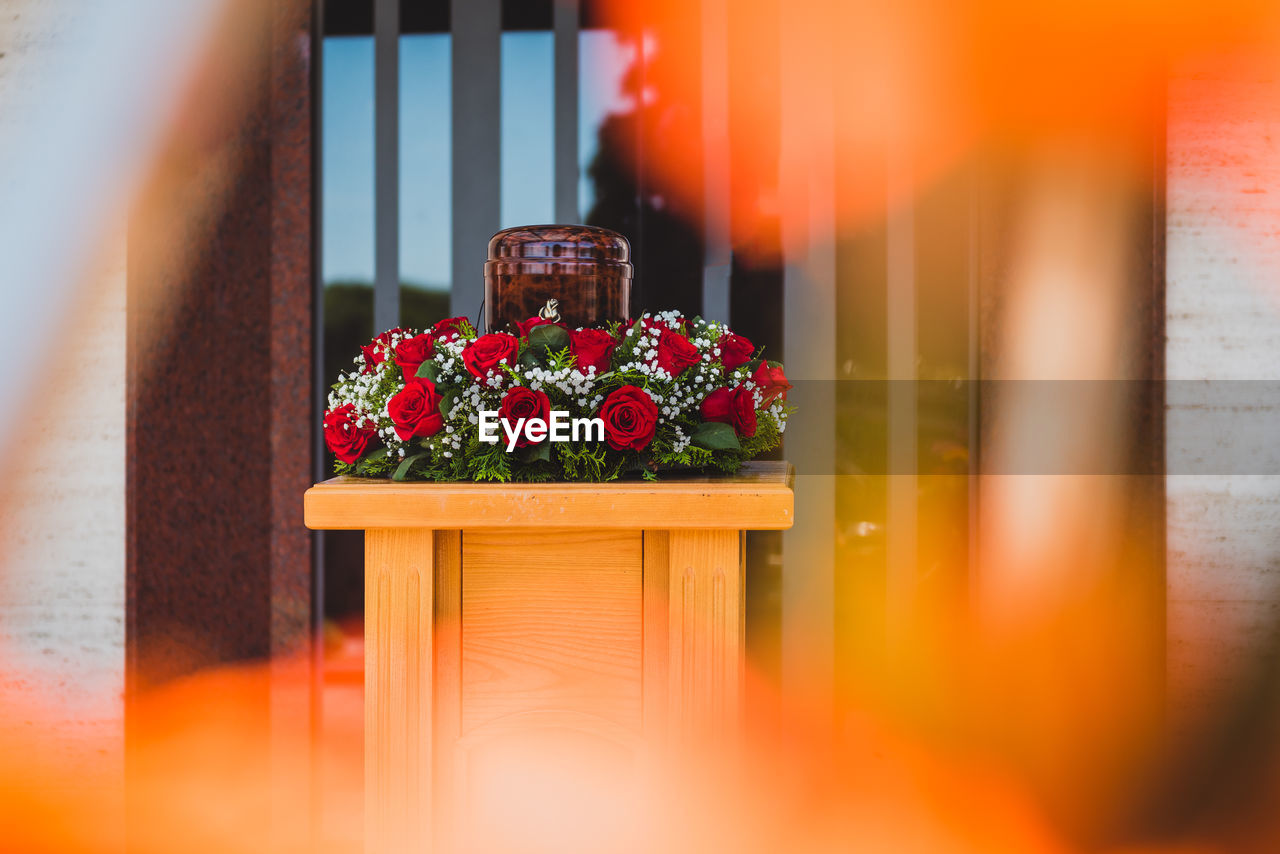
[484,224,633,333]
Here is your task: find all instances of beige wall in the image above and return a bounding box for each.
[1166,49,1280,734]
[0,1,126,791]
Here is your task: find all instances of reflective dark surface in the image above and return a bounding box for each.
[484,224,632,332]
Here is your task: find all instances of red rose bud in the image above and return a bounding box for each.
[642,315,685,335]
[430,316,469,342]
[374,328,408,348]
[515,316,565,339]
[700,385,758,438]
[752,361,792,405]
[462,332,519,380]
[498,386,552,448]
[569,328,618,374]
[393,333,435,380]
[718,332,755,371]
[360,342,386,374]
[599,385,660,451]
[732,386,759,437]
[654,328,700,376]
[388,378,445,441]
[323,403,377,464]
[361,329,410,373]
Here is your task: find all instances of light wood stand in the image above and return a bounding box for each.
[304,462,793,853]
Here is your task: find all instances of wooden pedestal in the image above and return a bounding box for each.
[304,462,793,853]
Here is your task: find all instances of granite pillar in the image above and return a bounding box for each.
[126,0,314,694]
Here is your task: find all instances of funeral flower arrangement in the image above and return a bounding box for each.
[323,311,792,482]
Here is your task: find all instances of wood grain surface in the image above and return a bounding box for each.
[304,461,794,531]
[666,530,743,742]
[364,528,435,854]
[460,528,644,736]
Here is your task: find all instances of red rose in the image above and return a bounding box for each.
[654,328,700,376]
[498,386,552,448]
[393,333,435,380]
[462,332,519,380]
[752,361,792,405]
[515,316,565,339]
[718,332,754,371]
[430,316,469,342]
[569,328,617,374]
[388,378,445,441]
[598,385,659,451]
[700,385,758,438]
[324,403,376,464]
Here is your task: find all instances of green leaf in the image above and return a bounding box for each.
[415,360,441,382]
[527,324,570,355]
[517,442,551,463]
[392,452,427,481]
[691,421,741,451]
[437,388,459,419]
[355,446,389,473]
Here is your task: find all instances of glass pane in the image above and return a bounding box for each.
[500,31,554,228]
[577,29,636,220]
[321,35,375,625]
[400,33,452,329]
[322,35,374,391]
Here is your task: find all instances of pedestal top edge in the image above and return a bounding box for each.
[309,460,793,491]
[303,461,794,530]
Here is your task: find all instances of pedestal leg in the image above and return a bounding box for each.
[664,529,744,742]
[364,528,435,854]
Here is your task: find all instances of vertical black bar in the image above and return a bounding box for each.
[310,3,327,841]
[701,0,731,323]
[967,163,981,610]
[553,0,580,223]
[311,1,327,636]
[634,23,646,311]
[375,0,400,332]
[451,0,501,321]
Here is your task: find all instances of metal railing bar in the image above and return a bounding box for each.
[450,0,501,321]
[553,0,580,224]
[374,0,400,331]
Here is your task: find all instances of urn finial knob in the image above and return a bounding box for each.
[538,298,561,322]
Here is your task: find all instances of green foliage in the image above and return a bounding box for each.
[393,452,427,481]
[556,441,624,482]
[352,447,396,477]
[691,421,741,451]
[526,324,571,358]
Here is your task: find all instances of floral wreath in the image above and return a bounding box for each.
[324,310,792,482]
